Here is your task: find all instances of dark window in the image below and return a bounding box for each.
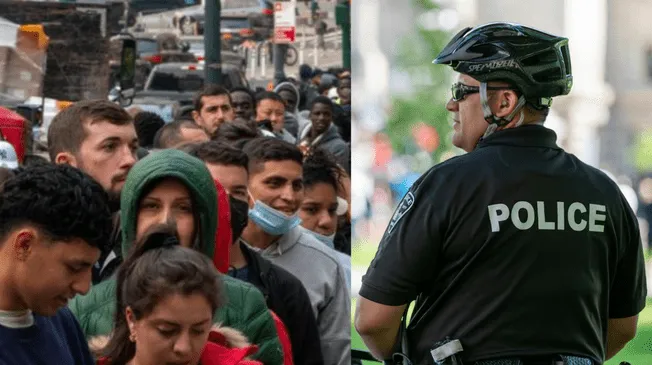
[147,69,239,92]
[221,18,251,29]
[130,0,198,14]
[137,40,158,55]
[149,70,204,92]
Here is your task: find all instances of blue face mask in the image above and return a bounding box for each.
[310,231,336,249]
[248,199,302,236]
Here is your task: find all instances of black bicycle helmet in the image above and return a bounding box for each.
[433,22,573,108]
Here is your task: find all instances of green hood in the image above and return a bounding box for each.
[120,149,217,259]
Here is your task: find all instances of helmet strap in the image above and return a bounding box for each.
[479,82,527,138]
[515,110,525,127]
[479,82,493,121]
[482,123,498,139]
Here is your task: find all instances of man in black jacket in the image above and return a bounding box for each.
[188,140,324,365]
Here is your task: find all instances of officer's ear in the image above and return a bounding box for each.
[493,89,520,119]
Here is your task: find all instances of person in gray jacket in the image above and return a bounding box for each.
[298,147,351,290]
[254,91,296,144]
[298,96,349,170]
[241,137,351,365]
[274,80,311,138]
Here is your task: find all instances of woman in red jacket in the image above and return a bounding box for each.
[94,224,262,365]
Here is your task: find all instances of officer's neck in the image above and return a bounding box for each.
[500,111,545,131]
[474,118,545,150]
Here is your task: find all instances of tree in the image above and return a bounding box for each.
[384,0,455,167]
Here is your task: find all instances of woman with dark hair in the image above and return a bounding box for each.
[298,148,351,288]
[69,149,283,365]
[94,224,262,365]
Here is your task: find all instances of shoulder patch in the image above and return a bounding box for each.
[386,192,415,235]
[369,191,416,269]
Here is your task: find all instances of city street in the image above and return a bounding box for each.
[131,0,345,90]
[247,32,344,88]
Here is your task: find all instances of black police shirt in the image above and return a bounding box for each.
[359,125,647,365]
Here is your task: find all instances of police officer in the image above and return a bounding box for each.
[354,22,647,365]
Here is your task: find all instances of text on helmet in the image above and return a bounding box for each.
[467,59,519,72]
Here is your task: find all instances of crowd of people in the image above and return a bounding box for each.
[0,65,352,365]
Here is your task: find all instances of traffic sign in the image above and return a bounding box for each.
[273,1,296,44]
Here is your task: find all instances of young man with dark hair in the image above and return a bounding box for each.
[153,119,209,149]
[230,86,256,122]
[133,111,165,149]
[192,85,235,135]
[192,141,250,201]
[255,91,296,143]
[48,100,138,209]
[213,118,262,148]
[318,73,337,96]
[48,100,139,284]
[190,140,324,365]
[336,76,351,106]
[0,163,113,364]
[298,64,319,111]
[298,96,348,169]
[299,147,351,280]
[242,137,350,365]
[274,81,309,138]
[332,75,352,143]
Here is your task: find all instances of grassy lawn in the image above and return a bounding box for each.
[351,298,380,365]
[606,298,652,365]
[351,241,379,268]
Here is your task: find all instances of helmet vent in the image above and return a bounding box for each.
[469,44,494,57]
[532,68,562,82]
[559,44,572,75]
[520,50,558,67]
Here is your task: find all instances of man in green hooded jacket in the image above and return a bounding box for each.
[68,149,283,364]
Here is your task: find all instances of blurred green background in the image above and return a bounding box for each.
[351,0,652,363]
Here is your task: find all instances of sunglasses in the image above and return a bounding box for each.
[451,83,517,101]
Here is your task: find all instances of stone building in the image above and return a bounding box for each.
[0,0,112,101]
